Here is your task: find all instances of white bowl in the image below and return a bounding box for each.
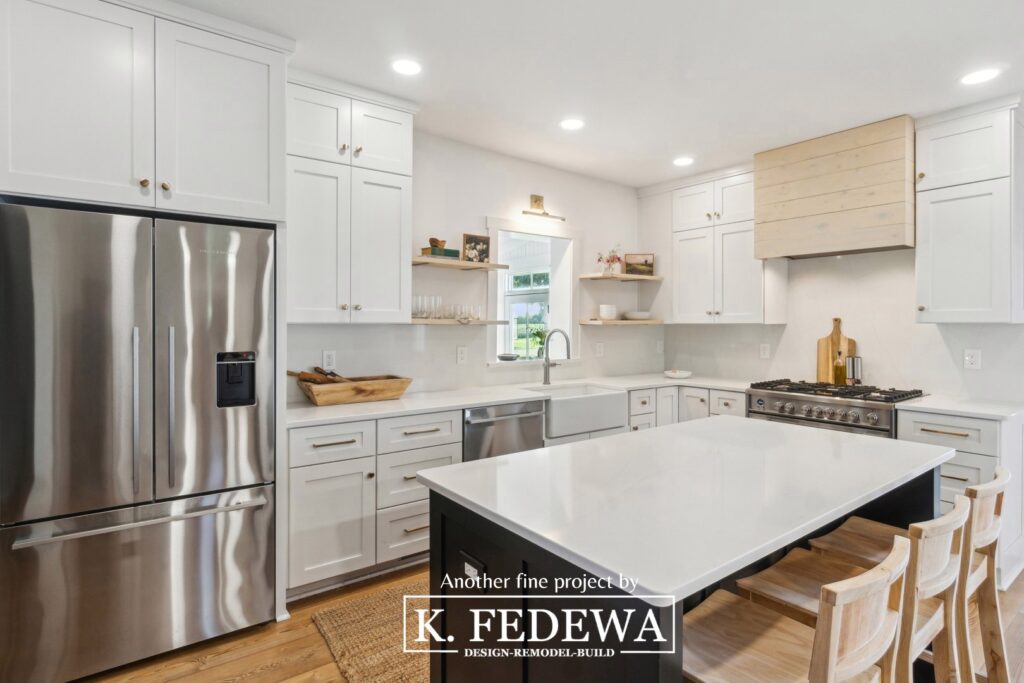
[664,370,693,379]
[624,311,652,320]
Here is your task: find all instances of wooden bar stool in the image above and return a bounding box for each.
[682,536,909,683]
[737,496,971,683]
[806,468,1011,683]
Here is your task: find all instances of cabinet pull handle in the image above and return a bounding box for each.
[920,427,970,438]
[340,304,349,310]
[403,427,442,436]
[312,439,356,448]
[403,474,419,481]
[714,212,721,219]
[705,212,712,220]
[367,472,375,479]
[340,143,349,153]
[917,171,926,180]
[941,474,970,483]
[353,304,363,311]
[139,178,150,188]
[355,146,364,155]
[403,524,429,534]
[640,400,648,406]
[160,181,171,191]
[917,305,926,312]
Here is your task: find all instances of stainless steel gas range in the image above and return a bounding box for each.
[746,379,924,438]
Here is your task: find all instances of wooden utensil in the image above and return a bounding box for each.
[816,318,857,383]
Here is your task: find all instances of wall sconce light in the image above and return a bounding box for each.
[522,194,566,221]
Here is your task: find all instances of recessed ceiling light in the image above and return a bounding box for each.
[391,59,422,76]
[960,68,1001,85]
[673,156,695,167]
[559,118,585,131]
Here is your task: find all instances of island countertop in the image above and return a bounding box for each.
[418,415,954,604]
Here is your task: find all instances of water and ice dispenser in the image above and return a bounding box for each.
[216,351,257,407]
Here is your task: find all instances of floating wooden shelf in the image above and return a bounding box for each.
[579,272,663,282]
[413,256,509,271]
[411,319,509,326]
[579,319,663,326]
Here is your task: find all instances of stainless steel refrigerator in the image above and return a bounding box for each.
[0,202,276,682]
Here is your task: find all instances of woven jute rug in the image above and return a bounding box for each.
[313,574,430,683]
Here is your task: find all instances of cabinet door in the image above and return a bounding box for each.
[713,173,754,224]
[629,414,656,432]
[0,0,154,206]
[351,101,413,176]
[287,84,352,164]
[714,221,764,324]
[155,20,285,220]
[656,387,677,427]
[672,182,716,231]
[350,168,412,323]
[915,178,1011,323]
[916,110,1011,191]
[289,457,376,588]
[672,228,715,323]
[680,387,710,421]
[709,390,746,416]
[286,157,351,323]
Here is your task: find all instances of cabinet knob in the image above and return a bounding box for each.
[723,401,731,407]
[714,310,721,315]
[705,310,712,316]
[917,171,926,180]
[640,400,648,406]
[714,212,721,219]
[340,143,349,153]
[340,304,349,310]
[139,178,150,188]
[354,304,363,311]
[917,305,926,312]
[160,182,171,191]
[355,146,364,155]
[699,398,706,403]
[632,426,639,431]
[705,212,712,220]
[367,472,375,479]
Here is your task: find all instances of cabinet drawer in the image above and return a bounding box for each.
[939,451,998,503]
[630,414,656,431]
[377,500,430,563]
[897,410,997,456]
[289,420,376,468]
[377,411,462,454]
[630,389,656,416]
[377,442,461,509]
[709,390,745,417]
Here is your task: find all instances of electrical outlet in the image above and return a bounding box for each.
[595,342,605,358]
[964,348,982,370]
[322,350,337,371]
[759,343,771,360]
[656,340,664,354]
[456,346,468,365]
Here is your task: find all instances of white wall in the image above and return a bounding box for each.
[664,248,1024,402]
[287,132,663,402]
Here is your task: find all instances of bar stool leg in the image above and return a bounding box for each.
[931,585,959,683]
[976,558,1010,683]
[956,591,977,683]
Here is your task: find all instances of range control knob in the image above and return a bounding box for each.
[801,404,812,416]
[784,402,795,414]
[837,409,848,421]
[812,406,824,418]
[866,412,879,425]
[848,411,861,423]
[773,401,785,412]
[825,407,836,419]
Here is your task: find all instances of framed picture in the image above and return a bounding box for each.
[462,233,491,263]
[624,253,655,276]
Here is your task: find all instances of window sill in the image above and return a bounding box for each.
[486,358,583,369]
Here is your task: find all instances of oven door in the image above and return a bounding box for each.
[747,412,892,438]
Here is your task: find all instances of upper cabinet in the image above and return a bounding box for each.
[154,20,285,220]
[672,173,752,230]
[287,84,353,164]
[351,101,414,176]
[753,116,915,258]
[0,0,155,207]
[914,99,1023,323]
[0,0,288,221]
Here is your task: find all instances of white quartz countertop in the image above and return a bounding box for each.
[896,395,1024,421]
[285,373,752,427]
[418,415,953,605]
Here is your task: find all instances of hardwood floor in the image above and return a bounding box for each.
[85,564,1024,683]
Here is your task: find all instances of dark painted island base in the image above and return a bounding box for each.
[428,468,940,683]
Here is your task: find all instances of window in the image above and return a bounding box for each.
[496,230,572,361]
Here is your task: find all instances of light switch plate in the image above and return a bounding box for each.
[595,342,605,357]
[322,350,337,371]
[964,348,982,370]
[456,346,468,365]
[759,343,771,360]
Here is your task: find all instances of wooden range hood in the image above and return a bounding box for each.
[753,115,915,258]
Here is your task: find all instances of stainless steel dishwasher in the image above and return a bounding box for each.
[463,401,545,461]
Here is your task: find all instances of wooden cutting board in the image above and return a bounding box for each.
[816,318,856,383]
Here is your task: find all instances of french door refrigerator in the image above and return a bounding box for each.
[0,202,276,682]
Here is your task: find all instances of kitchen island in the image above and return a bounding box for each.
[418,415,954,683]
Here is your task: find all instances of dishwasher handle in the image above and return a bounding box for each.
[465,410,545,426]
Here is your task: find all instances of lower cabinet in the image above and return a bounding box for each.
[680,387,710,421]
[709,390,745,417]
[630,413,656,431]
[288,456,376,588]
[377,500,430,563]
[656,387,678,426]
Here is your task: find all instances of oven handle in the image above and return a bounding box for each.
[746,411,893,436]
[465,411,545,426]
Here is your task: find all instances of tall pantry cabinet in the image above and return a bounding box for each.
[285,76,414,324]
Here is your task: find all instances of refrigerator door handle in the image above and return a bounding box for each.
[167,326,176,488]
[10,496,268,550]
[132,327,141,494]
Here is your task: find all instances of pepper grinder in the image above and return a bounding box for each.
[845,356,863,385]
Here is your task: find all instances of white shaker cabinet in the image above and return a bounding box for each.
[352,101,414,176]
[286,157,352,323]
[656,387,678,427]
[672,182,716,231]
[672,173,754,231]
[350,168,412,323]
[0,0,155,206]
[673,228,715,323]
[287,84,352,164]
[288,456,377,588]
[915,178,1011,323]
[715,222,765,324]
[916,108,1011,192]
[155,20,285,220]
[680,387,710,421]
[713,172,755,225]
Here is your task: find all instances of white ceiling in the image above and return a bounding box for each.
[176,0,1024,188]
